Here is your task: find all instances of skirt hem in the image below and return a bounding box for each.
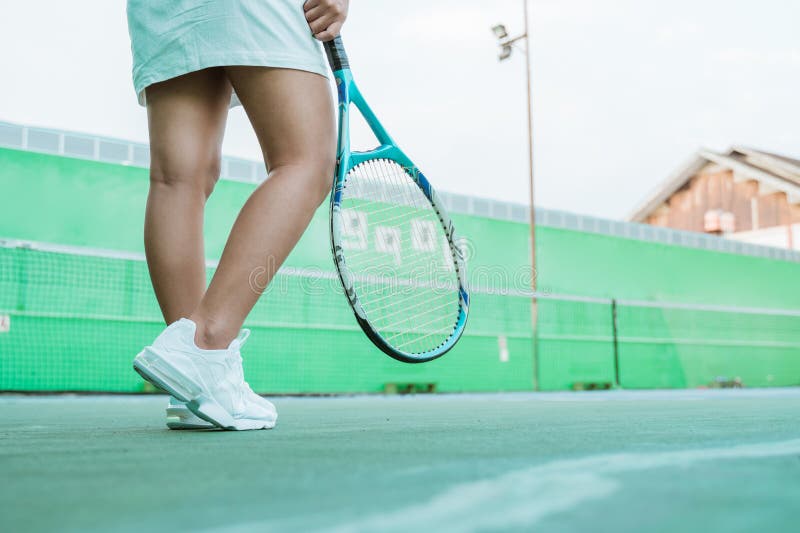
[133,52,330,107]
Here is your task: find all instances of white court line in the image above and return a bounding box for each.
[318,439,800,533]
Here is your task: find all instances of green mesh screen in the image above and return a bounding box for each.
[616,302,800,388]
[0,244,535,393]
[536,296,617,390]
[1,242,799,393]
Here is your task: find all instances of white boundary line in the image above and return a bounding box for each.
[212,438,800,533]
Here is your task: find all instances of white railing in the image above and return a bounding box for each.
[2,120,799,263]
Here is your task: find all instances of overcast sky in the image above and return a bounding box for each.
[1,0,798,219]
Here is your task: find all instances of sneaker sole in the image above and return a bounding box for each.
[166,417,215,430]
[133,349,275,431]
[166,406,215,430]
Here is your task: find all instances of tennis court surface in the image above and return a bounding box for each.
[2,389,799,533]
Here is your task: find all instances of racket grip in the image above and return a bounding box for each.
[324,36,350,71]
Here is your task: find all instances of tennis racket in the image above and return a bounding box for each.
[323,37,469,363]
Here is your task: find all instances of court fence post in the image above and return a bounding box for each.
[523,0,538,392]
[611,298,621,388]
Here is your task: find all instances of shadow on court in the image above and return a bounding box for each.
[2,389,799,532]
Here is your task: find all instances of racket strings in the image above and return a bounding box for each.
[343,248,457,285]
[373,160,457,353]
[340,158,461,354]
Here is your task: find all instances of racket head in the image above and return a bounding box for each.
[331,144,469,363]
[326,39,469,363]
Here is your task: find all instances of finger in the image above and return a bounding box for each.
[304,5,324,22]
[314,29,335,42]
[314,22,342,42]
[303,0,320,12]
[308,13,335,34]
[326,20,343,37]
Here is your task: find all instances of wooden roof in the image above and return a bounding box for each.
[628,147,800,222]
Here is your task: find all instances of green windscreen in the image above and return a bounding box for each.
[1,242,799,393]
[0,243,533,392]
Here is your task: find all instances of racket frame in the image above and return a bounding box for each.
[326,38,469,363]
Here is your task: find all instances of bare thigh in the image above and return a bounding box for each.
[224,66,335,181]
[146,68,232,195]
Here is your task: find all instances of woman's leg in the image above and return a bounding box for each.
[144,68,232,323]
[189,67,336,349]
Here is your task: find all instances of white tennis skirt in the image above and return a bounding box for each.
[126,0,329,107]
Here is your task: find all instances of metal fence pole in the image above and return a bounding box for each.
[611,298,621,388]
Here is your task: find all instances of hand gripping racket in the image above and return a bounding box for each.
[323,37,469,363]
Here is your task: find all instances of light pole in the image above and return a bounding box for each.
[493,0,538,390]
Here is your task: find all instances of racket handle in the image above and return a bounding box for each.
[324,36,350,71]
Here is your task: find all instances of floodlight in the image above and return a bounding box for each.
[491,24,508,39]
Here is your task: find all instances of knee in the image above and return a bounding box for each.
[310,153,336,205]
[309,150,337,204]
[272,151,335,206]
[149,154,221,200]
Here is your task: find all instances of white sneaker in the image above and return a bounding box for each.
[165,396,214,430]
[166,394,277,430]
[133,318,277,430]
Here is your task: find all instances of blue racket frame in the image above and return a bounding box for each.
[325,37,470,363]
